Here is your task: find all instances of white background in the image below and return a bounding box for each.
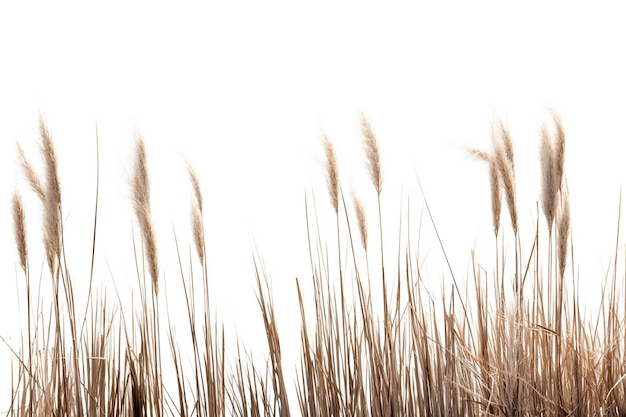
[1,2,626,413]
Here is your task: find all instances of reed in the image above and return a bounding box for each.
[361,114,382,196]
[492,120,517,236]
[5,113,626,417]
[39,116,62,275]
[12,192,27,273]
[352,192,368,251]
[188,162,205,265]
[132,135,160,295]
[323,134,339,216]
[467,147,501,237]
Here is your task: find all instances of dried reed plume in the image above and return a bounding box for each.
[38,116,62,273]
[192,204,204,266]
[187,163,205,264]
[540,113,566,231]
[132,136,159,294]
[361,114,382,196]
[488,159,501,237]
[17,143,45,202]
[499,119,515,174]
[557,189,570,278]
[188,161,203,212]
[492,121,518,235]
[323,135,339,214]
[467,148,490,162]
[468,148,502,237]
[352,192,368,251]
[12,192,27,272]
[13,113,626,417]
[540,126,556,229]
[553,114,566,194]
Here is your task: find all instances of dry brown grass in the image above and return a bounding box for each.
[323,134,339,215]
[17,116,63,273]
[557,188,570,280]
[540,112,567,233]
[492,120,518,235]
[12,192,27,273]
[132,135,160,295]
[16,143,45,202]
[39,116,63,275]
[541,128,557,231]
[360,114,382,196]
[187,162,206,265]
[6,113,626,417]
[468,147,502,237]
[352,192,368,251]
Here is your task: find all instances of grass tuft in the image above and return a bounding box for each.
[5,112,626,417]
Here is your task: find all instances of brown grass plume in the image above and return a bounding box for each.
[540,112,566,232]
[187,162,205,264]
[17,143,45,202]
[468,148,502,237]
[492,120,517,235]
[12,192,27,272]
[323,134,339,215]
[557,189,570,278]
[360,114,382,196]
[132,136,159,294]
[352,192,368,251]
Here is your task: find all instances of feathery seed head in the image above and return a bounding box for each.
[132,136,159,294]
[17,143,46,202]
[467,148,491,163]
[557,189,570,278]
[468,147,501,237]
[552,112,566,195]
[39,116,62,274]
[492,122,518,235]
[187,162,205,263]
[187,162,203,213]
[352,192,368,251]
[360,114,382,196]
[540,112,566,233]
[192,205,205,265]
[488,158,502,237]
[540,125,557,231]
[12,192,27,272]
[498,119,515,172]
[323,135,339,214]
[133,138,150,213]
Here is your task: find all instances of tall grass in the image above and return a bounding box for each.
[3,113,626,416]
